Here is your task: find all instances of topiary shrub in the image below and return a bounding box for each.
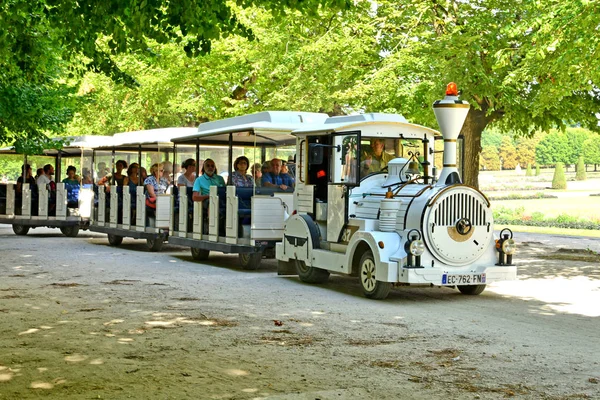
[535,165,540,176]
[576,156,587,181]
[552,162,567,189]
[525,163,533,176]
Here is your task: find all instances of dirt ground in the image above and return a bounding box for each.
[0,226,598,399]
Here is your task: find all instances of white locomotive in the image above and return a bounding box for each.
[276,83,517,299]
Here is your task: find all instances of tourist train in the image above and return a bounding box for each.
[0,83,517,299]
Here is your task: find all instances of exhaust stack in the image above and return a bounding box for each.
[433,83,470,185]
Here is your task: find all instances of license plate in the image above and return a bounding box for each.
[442,273,486,285]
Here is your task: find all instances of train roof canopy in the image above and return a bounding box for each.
[96,127,198,151]
[0,135,112,156]
[291,113,439,137]
[173,111,329,146]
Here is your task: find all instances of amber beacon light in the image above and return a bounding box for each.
[445,82,458,96]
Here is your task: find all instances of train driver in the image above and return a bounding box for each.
[361,138,394,175]
[192,159,226,203]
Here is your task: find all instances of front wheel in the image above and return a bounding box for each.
[191,247,210,261]
[296,259,329,284]
[239,252,262,270]
[146,237,163,252]
[107,234,123,246]
[359,250,391,300]
[457,285,486,295]
[60,225,80,237]
[12,224,30,236]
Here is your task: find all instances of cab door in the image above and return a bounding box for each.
[326,131,360,243]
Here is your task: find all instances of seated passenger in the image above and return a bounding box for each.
[16,164,36,194]
[192,159,225,203]
[123,163,140,188]
[251,163,262,187]
[144,162,169,207]
[177,159,196,188]
[62,165,80,208]
[361,138,394,175]
[37,164,56,191]
[262,158,294,191]
[98,159,127,187]
[81,168,93,185]
[162,161,173,184]
[231,156,254,187]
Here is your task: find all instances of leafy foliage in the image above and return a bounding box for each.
[480,146,501,171]
[0,0,350,149]
[498,136,518,170]
[583,135,600,166]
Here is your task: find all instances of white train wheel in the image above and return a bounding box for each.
[359,250,391,300]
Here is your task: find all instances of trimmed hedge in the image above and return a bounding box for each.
[494,217,600,230]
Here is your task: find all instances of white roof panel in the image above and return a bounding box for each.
[173,111,329,144]
[109,127,197,147]
[292,113,439,136]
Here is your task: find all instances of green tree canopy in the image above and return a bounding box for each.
[0,0,350,150]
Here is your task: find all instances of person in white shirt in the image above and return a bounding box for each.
[36,164,54,188]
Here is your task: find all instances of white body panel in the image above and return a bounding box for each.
[22,184,31,218]
[5,184,15,217]
[56,183,67,220]
[135,186,145,231]
[97,190,106,226]
[225,186,239,244]
[109,189,118,227]
[122,189,131,229]
[208,186,219,241]
[155,194,171,229]
[177,189,188,237]
[78,188,94,219]
[192,202,203,239]
[36,183,49,219]
[251,196,287,242]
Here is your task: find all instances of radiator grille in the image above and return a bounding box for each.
[433,192,488,226]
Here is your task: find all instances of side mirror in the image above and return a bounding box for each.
[308,144,324,165]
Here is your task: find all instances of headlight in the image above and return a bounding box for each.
[409,240,425,256]
[501,239,516,255]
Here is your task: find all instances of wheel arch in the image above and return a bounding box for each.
[350,240,372,277]
[346,232,402,282]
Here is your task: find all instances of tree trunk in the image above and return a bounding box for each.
[460,108,491,189]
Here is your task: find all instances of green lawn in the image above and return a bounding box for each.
[493,196,600,221]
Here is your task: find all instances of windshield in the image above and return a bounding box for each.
[359,137,423,175]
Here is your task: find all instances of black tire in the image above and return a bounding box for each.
[239,252,262,270]
[359,250,391,300]
[191,247,210,261]
[107,234,124,246]
[457,284,486,295]
[296,259,330,284]
[12,224,29,236]
[60,225,80,237]
[146,237,163,252]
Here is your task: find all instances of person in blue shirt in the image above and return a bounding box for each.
[192,159,226,203]
[262,158,294,191]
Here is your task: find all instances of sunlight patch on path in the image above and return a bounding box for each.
[224,369,250,376]
[489,276,600,317]
[30,381,53,389]
[18,328,39,335]
[64,354,87,363]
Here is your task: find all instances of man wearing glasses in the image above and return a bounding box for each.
[192,159,225,203]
